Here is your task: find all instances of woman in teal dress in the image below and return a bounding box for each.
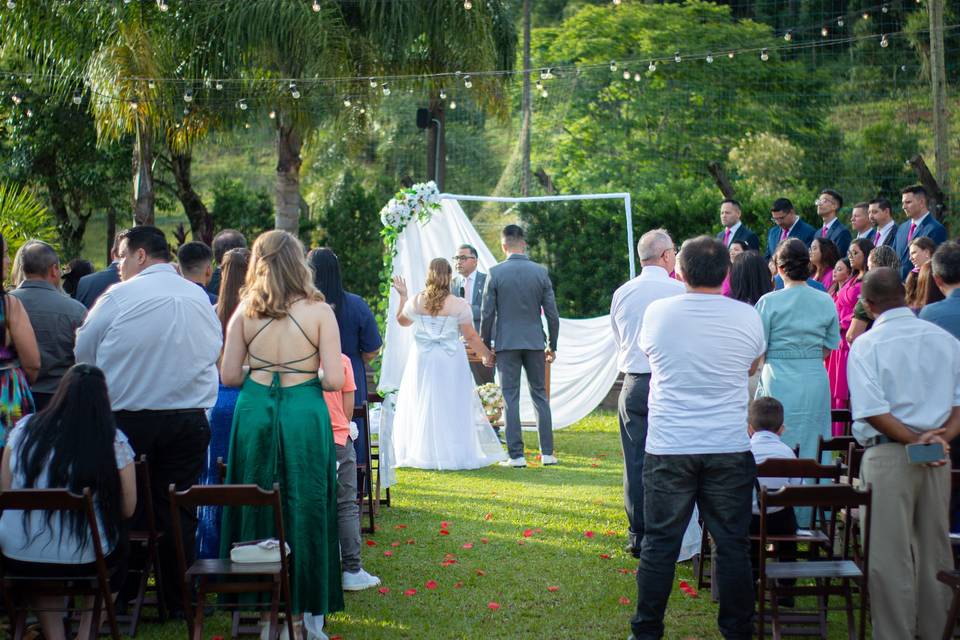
[220,231,345,640]
[755,239,840,463]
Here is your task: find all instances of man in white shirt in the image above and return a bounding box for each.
[867,197,898,248]
[610,229,684,558]
[631,236,766,640]
[75,225,222,616]
[848,267,960,640]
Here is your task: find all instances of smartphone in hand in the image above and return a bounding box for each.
[905,442,946,465]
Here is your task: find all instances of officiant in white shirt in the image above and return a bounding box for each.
[453,244,493,384]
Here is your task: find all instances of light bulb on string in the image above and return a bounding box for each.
[289,82,300,99]
[215,80,223,91]
[24,74,32,84]
[463,0,472,9]
[129,98,138,110]
[544,68,554,79]
[727,51,735,59]
[610,60,617,72]
[862,12,869,19]
[648,61,657,72]
[539,69,548,80]
[359,106,366,114]
[540,88,548,98]
[72,90,82,105]
[148,79,156,90]
[439,88,447,100]
[674,51,681,63]
[837,17,844,27]
[633,72,641,81]
[5,0,14,8]
[612,0,621,5]
[449,100,457,110]
[821,26,829,37]
[312,0,321,11]
[238,98,248,111]
[760,48,769,61]
[622,70,630,80]
[10,94,21,105]
[381,83,390,96]
[880,34,889,47]
[183,87,193,102]
[183,107,189,116]
[343,98,351,107]
[706,53,714,63]
[269,110,276,119]
[157,0,168,12]
[901,64,908,71]
[244,122,251,129]
[25,108,32,118]
[881,4,889,13]
[463,75,472,88]
[369,77,377,88]
[784,30,792,41]
[536,80,543,91]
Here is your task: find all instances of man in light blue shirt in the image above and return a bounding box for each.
[920,241,960,341]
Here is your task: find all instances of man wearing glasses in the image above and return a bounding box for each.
[764,197,816,260]
[453,244,493,385]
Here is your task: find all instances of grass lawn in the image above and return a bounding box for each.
[137,412,861,640]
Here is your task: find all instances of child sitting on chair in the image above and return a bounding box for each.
[748,397,799,584]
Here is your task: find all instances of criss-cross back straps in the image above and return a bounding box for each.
[246,313,319,375]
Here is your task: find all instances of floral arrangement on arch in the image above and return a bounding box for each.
[476,383,504,425]
[373,181,442,384]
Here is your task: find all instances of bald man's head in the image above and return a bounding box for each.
[861,267,906,316]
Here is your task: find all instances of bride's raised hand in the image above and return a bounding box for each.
[392,275,409,297]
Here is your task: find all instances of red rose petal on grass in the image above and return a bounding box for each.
[406,539,416,545]
[425,580,438,590]
[378,587,390,594]
[365,539,377,546]
[440,560,457,567]
[618,568,631,574]
[484,513,493,521]
[487,602,501,611]
[395,524,407,530]
[605,530,617,536]
[584,530,595,538]
[440,521,450,528]
[599,553,611,560]
[517,539,526,545]
[591,463,599,468]
[480,537,489,544]
[522,529,534,538]
[444,553,456,560]
[383,551,393,557]
[439,529,450,536]
[454,581,464,588]
[547,586,560,592]
[534,528,543,533]
[476,569,486,576]
[391,541,401,547]
[462,542,474,549]
[404,589,417,596]
[330,636,343,640]
[618,596,631,605]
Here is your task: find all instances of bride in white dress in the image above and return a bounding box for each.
[390,258,507,470]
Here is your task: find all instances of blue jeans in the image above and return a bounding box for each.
[631,451,756,640]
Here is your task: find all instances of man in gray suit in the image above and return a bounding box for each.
[453,244,494,385]
[481,225,560,467]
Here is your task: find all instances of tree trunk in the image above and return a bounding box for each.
[169,150,214,244]
[707,161,736,199]
[520,0,532,196]
[426,98,446,190]
[132,120,155,226]
[275,121,302,236]
[106,206,117,265]
[929,0,950,196]
[37,152,87,259]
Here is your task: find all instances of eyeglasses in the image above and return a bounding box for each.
[815,197,836,207]
[452,255,476,262]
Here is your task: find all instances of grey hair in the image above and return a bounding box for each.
[638,229,674,262]
[19,240,59,277]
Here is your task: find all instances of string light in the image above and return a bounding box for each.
[862,12,870,19]
[25,108,32,118]
[535,79,543,90]
[674,51,681,63]
[238,98,248,110]
[24,74,32,84]
[881,4,889,13]
[838,17,845,27]
[633,72,641,81]
[706,53,714,63]
[148,79,156,89]
[821,26,829,37]
[5,0,14,8]
[881,33,889,47]
[157,0,168,12]
[269,110,276,119]
[183,87,193,102]
[609,60,617,72]
[244,122,251,129]
[464,0,472,9]
[215,80,223,91]
[439,88,447,100]
[10,93,21,105]
[612,0,621,5]
[463,75,472,88]
[343,97,351,107]
[182,107,189,115]
[129,98,138,109]
[289,81,300,98]
[312,0,321,11]
[449,100,457,110]
[648,61,656,72]
[622,70,630,80]
[368,77,377,88]
[728,51,735,59]
[72,90,82,105]
[760,48,769,61]
[540,88,548,98]
[784,31,792,41]
[381,83,390,96]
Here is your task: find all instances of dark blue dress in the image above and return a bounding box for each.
[196,382,240,559]
[337,292,382,407]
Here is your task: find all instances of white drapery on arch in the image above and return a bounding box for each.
[378,198,621,430]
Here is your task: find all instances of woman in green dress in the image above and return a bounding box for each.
[220,230,345,640]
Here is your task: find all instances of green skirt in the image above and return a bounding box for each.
[219,375,344,615]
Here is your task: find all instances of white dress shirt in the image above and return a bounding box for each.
[640,294,766,455]
[875,220,895,245]
[820,217,837,235]
[75,263,223,411]
[723,221,742,246]
[610,266,685,374]
[462,270,476,302]
[849,306,960,443]
[750,430,797,515]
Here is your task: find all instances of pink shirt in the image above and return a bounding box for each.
[323,354,357,446]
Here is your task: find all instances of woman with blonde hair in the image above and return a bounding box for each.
[390,257,506,470]
[219,231,343,639]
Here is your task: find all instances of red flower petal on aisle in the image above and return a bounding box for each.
[484,513,493,521]
[462,542,474,549]
[440,560,456,567]
[605,530,617,536]
[365,540,377,546]
[679,580,690,589]
[383,551,393,557]
[454,581,464,588]
[618,568,631,574]
[378,587,390,594]
[441,521,450,528]
[517,539,526,545]
[476,569,486,576]
[547,586,560,592]
[480,537,489,544]
[406,539,416,545]
[618,596,631,605]
[444,553,456,560]
[584,530,596,538]
[591,463,599,468]
[403,589,417,596]
[330,636,342,640]
[599,553,611,560]
[534,528,543,533]
[522,529,533,538]
[391,541,400,547]
[395,524,407,529]
[425,580,438,590]
[439,529,450,536]
[487,602,501,610]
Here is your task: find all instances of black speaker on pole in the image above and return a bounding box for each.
[416,107,431,129]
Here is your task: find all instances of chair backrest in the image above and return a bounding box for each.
[831,409,853,436]
[815,434,857,463]
[756,458,842,481]
[760,483,872,566]
[846,442,865,484]
[351,403,370,468]
[133,456,159,534]
[216,457,228,485]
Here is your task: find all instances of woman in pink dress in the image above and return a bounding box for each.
[826,238,873,435]
[810,238,840,291]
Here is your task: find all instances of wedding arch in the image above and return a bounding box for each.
[379,190,636,431]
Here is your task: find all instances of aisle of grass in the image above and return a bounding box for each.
[140,412,856,639]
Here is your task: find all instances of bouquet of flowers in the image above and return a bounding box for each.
[379,180,441,230]
[477,383,504,425]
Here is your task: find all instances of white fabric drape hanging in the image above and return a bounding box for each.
[379,199,620,430]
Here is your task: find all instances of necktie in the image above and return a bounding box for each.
[821,225,828,237]
[874,231,881,245]
[908,222,917,242]
[723,228,731,245]
[779,227,788,242]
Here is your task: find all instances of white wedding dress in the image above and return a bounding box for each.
[392,295,507,470]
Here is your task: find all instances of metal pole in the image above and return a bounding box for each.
[431,118,443,185]
[929,0,950,199]
[624,193,635,279]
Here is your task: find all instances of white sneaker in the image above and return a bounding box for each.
[499,456,527,467]
[541,454,559,465]
[342,568,381,591]
[303,614,328,640]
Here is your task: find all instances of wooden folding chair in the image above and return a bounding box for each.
[951,471,960,569]
[816,435,857,467]
[168,483,294,640]
[845,443,864,486]
[758,484,871,640]
[0,488,121,640]
[938,569,960,640]
[352,403,375,535]
[119,456,166,636]
[367,392,391,508]
[831,409,854,437]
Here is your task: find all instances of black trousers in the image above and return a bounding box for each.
[749,507,798,583]
[114,409,210,613]
[618,373,650,553]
